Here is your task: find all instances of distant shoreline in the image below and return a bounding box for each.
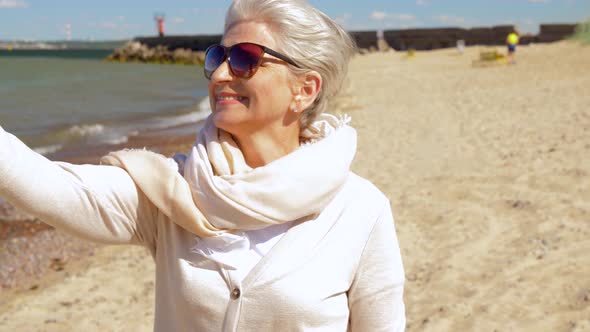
[0,40,127,50]
[0,49,114,59]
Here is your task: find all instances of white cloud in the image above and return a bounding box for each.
[370,11,416,22]
[172,17,185,24]
[391,14,416,21]
[369,11,421,30]
[527,0,550,3]
[416,0,429,5]
[371,11,387,20]
[386,21,424,29]
[98,22,118,29]
[88,20,140,31]
[433,15,467,25]
[0,0,28,8]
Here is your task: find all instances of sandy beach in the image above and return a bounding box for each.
[1,41,589,331]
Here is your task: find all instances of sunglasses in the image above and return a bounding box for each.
[204,42,301,79]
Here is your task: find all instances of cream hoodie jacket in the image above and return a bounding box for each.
[0,126,406,331]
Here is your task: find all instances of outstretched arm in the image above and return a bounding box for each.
[348,201,406,331]
[0,126,158,247]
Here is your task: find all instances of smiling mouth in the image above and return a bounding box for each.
[216,96,247,101]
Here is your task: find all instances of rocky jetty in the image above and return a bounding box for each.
[105,41,205,65]
[107,23,579,64]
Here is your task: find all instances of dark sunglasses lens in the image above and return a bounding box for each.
[229,43,264,78]
[204,46,226,78]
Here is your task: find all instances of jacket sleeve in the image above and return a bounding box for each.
[348,200,406,331]
[0,125,158,247]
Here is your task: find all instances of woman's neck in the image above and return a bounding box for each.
[233,127,300,168]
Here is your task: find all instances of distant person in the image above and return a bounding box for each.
[456,39,465,54]
[507,31,519,64]
[0,0,406,331]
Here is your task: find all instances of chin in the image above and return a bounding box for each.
[212,111,247,136]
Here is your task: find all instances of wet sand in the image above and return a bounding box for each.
[1,41,589,331]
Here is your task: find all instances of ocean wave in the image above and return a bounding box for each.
[29,97,211,155]
[56,123,128,149]
[149,97,211,130]
[103,135,128,145]
[153,110,209,129]
[67,124,105,137]
[34,144,63,155]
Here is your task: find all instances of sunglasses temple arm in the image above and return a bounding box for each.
[263,47,301,68]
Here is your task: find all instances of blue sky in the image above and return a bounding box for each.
[0,0,588,41]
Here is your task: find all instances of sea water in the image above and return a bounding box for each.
[0,51,211,155]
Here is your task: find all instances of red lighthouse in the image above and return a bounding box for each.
[154,13,165,37]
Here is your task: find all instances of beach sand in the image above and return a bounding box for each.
[1,41,589,331]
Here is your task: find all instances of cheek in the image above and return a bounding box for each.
[208,84,216,112]
[250,76,292,110]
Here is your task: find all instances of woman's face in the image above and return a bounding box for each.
[208,21,298,138]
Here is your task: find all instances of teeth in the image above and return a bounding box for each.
[217,96,244,101]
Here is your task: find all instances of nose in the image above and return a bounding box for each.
[209,59,233,83]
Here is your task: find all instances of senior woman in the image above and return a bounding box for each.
[0,0,405,331]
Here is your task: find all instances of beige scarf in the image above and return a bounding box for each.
[101,113,356,238]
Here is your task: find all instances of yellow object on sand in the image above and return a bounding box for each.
[472,49,508,67]
[403,48,416,60]
[507,33,519,45]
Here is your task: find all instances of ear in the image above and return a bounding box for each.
[290,71,322,113]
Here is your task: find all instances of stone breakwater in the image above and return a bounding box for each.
[105,41,205,65]
[356,24,578,51]
[107,23,578,64]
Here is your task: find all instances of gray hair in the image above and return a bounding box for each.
[224,0,356,130]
